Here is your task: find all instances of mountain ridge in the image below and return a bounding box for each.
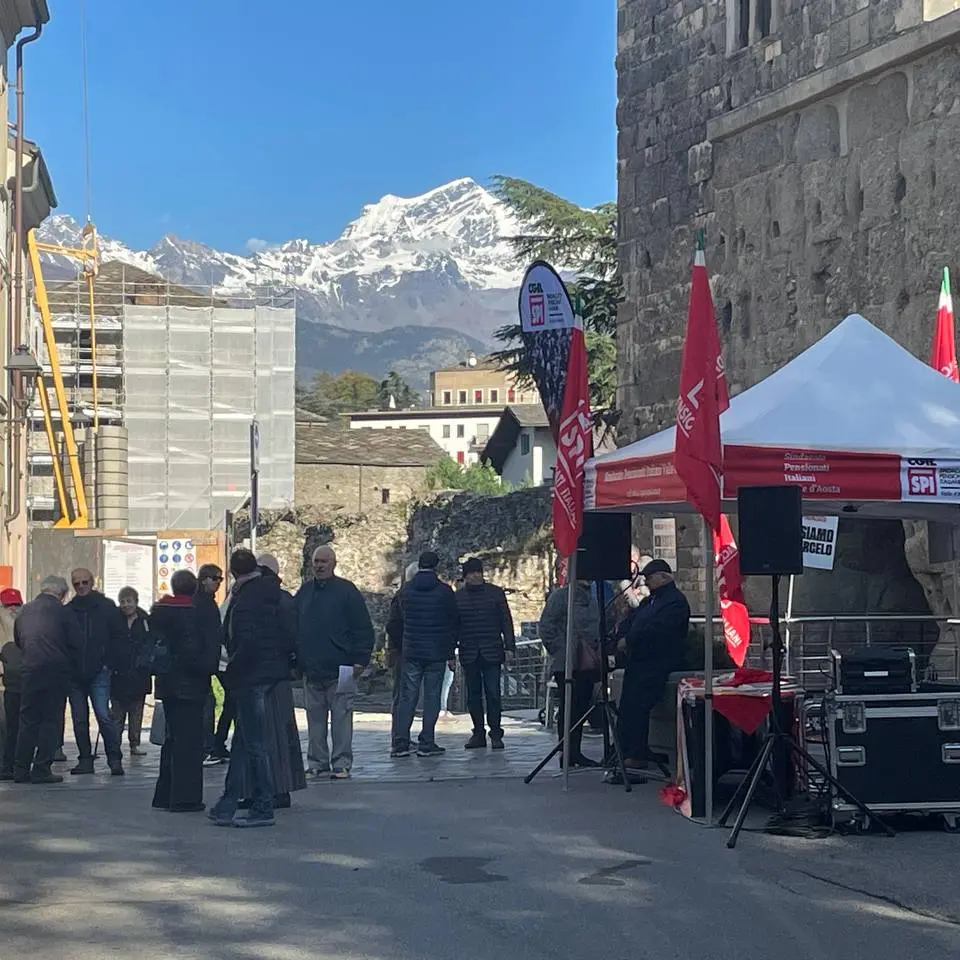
[36,178,524,389]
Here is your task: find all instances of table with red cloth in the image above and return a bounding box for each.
[665,668,805,820]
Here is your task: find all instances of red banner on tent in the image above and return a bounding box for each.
[931,267,958,381]
[713,515,750,667]
[674,238,723,532]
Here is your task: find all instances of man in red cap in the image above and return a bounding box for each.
[0,588,24,779]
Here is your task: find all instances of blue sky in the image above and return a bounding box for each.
[23,1,616,254]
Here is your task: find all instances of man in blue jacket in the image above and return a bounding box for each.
[616,559,690,770]
[295,545,374,780]
[388,551,458,758]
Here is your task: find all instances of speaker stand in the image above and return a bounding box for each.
[718,574,895,848]
[525,580,633,792]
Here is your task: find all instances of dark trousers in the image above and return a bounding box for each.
[616,663,668,761]
[3,690,21,773]
[213,687,236,751]
[394,659,445,749]
[216,683,273,816]
[463,658,503,738]
[110,696,146,746]
[389,658,403,744]
[15,674,68,775]
[554,670,598,761]
[153,698,206,810]
[69,667,122,763]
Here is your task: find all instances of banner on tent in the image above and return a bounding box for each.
[900,458,960,502]
[586,452,686,509]
[801,516,838,570]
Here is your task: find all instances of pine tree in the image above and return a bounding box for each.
[489,176,621,411]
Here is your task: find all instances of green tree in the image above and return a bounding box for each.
[425,456,503,495]
[377,370,420,409]
[489,175,621,411]
[295,370,380,416]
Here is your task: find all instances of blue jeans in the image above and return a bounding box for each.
[69,666,122,762]
[214,684,273,817]
[394,659,445,750]
[441,665,454,711]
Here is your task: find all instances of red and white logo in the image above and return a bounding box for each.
[906,464,938,497]
[528,293,545,327]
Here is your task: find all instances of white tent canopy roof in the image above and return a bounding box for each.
[599,314,960,464]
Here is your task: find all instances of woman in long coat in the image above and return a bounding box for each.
[111,587,153,756]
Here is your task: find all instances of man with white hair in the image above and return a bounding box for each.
[294,545,374,780]
[9,576,82,784]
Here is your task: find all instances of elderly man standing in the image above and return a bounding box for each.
[295,545,374,780]
[11,576,82,784]
[456,558,515,751]
[67,568,126,776]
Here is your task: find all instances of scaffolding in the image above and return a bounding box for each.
[27,263,295,531]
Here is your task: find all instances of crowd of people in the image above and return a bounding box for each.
[0,539,691,821]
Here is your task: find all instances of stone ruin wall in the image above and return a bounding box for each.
[615,1,960,667]
[237,487,557,648]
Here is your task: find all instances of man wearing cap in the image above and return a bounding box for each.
[294,545,374,780]
[390,551,458,758]
[456,558,515,750]
[616,559,690,770]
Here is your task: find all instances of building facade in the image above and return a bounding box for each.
[1,1,53,591]
[617,0,960,443]
[296,421,444,512]
[348,406,510,466]
[480,406,557,488]
[428,355,541,408]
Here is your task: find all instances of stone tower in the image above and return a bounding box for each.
[617,0,960,441]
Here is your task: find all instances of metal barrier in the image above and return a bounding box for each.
[453,638,549,714]
[691,614,960,691]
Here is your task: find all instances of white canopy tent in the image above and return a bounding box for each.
[583,314,960,821]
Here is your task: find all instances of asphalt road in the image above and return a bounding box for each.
[0,767,957,960]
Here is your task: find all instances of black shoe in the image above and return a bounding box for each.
[169,802,205,813]
[109,762,125,777]
[0,770,15,782]
[13,772,31,783]
[53,748,67,763]
[464,732,487,750]
[274,793,291,809]
[490,736,504,750]
[70,758,95,775]
[390,746,410,758]
[572,754,600,768]
[234,809,275,829]
[30,768,64,784]
[417,742,446,757]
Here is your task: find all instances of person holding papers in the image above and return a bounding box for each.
[294,545,375,781]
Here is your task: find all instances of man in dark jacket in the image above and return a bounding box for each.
[67,568,126,776]
[456,558,515,751]
[10,576,82,784]
[294,545,374,780]
[210,549,294,828]
[616,559,690,770]
[151,570,221,812]
[389,551,458,759]
[385,561,419,749]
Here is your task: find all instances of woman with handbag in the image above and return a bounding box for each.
[149,570,221,812]
[538,575,601,769]
[110,587,152,757]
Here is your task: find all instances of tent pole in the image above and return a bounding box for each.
[562,550,577,792]
[703,516,715,826]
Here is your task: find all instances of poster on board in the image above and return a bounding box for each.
[156,535,198,597]
[103,540,155,608]
[652,518,678,571]
[802,515,839,570]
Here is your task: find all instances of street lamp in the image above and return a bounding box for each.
[6,344,42,412]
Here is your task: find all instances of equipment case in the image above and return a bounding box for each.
[825,690,960,829]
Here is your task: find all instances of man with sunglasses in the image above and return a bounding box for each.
[66,568,126,776]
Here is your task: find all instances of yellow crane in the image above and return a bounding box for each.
[26,222,101,528]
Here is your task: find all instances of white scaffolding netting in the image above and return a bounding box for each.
[124,304,295,532]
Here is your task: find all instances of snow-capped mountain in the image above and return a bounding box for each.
[37,179,525,386]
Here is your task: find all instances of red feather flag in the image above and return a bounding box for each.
[713,515,751,667]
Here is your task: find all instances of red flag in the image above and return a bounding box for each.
[674,235,724,531]
[713,514,750,667]
[552,316,592,556]
[931,267,958,382]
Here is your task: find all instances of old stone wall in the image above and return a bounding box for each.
[616,1,955,640]
[617,0,960,438]
[295,463,430,514]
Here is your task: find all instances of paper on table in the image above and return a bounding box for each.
[337,664,357,695]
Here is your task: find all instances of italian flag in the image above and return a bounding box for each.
[931,267,958,382]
